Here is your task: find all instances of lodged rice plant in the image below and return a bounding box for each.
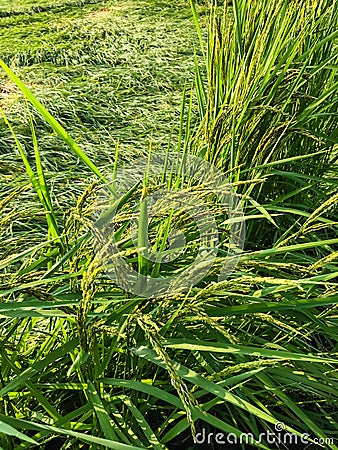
[0,0,337,449]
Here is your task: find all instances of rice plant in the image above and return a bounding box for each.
[0,0,337,449]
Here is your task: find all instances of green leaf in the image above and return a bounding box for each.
[163,339,338,364]
[0,59,106,182]
[0,420,38,445]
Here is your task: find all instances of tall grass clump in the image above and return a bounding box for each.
[191,0,338,251]
[192,0,337,201]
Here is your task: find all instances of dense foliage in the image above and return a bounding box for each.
[0,0,337,449]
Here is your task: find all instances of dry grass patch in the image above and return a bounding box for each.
[87,2,138,21]
[89,7,112,18]
[0,80,18,107]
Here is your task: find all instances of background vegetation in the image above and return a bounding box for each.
[0,0,337,449]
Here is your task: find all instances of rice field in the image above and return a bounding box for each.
[0,0,338,449]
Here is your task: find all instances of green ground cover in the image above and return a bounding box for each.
[0,0,202,157]
[0,0,204,254]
